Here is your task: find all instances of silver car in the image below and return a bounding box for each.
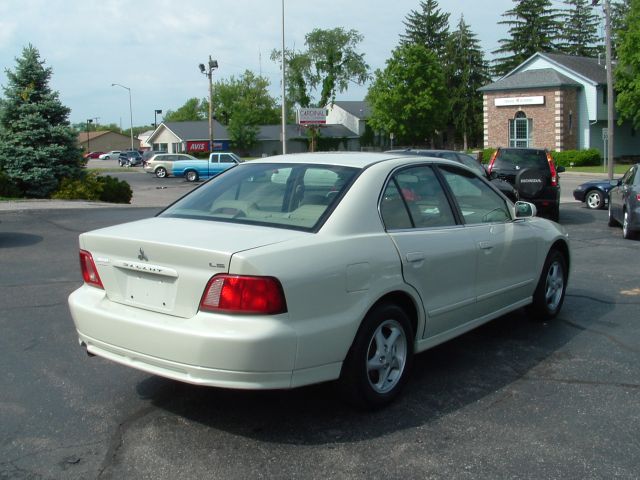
[608,163,640,240]
[143,153,198,178]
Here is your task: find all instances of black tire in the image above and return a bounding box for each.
[622,210,637,240]
[608,203,618,227]
[515,168,546,198]
[340,303,414,409]
[185,170,199,182]
[585,190,605,210]
[548,204,560,223]
[155,167,167,178]
[527,249,567,322]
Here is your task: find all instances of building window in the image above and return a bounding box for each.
[509,111,532,148]
[172,142,183,153]
[569,111,573,134]
[153,143,168,152]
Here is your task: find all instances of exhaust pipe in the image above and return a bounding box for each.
[80,341,96,357]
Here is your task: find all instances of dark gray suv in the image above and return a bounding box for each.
[487,148,565,222]
[118,151,143,167]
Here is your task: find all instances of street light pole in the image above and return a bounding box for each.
[199,56,218,153]
[86,119,93,153]
[154,109,162,129]
[111,83,134,151]
[281,0,287,154]
[593,0,615,179]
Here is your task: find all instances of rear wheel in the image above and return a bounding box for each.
[185,170,199,182]
[527,250,567,321]
[585,190,604,209]
[155,167,167,178]
[340,303,413,409]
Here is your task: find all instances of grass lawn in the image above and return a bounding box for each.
[564,164,631,175]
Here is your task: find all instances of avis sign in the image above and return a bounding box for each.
[297,108,327,125]
[187,141,209,152]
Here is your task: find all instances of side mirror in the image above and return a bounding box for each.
[556,165,565,173]
[515,201,537,219]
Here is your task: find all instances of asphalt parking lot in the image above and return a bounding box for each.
[1,174,638,479]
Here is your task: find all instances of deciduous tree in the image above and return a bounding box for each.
[163,98,206,122]
[367,44,448,146]
[614,0,640,129]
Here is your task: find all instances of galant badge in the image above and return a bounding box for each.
[138,248,148,262]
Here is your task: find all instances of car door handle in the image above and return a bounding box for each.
[478,241,493,250]
[405,252,425,263]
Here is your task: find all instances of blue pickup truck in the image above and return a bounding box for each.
[172,152,243,182]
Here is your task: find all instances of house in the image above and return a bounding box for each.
[146,120,361,156]
[326,101,371,136]
[480,52,639,158]
[78,130,140,153]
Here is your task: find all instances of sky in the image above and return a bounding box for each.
[0,0,595,129]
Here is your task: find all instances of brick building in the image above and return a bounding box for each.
[480,53,639,158]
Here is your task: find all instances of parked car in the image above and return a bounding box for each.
[487,147,565,221]
[573,178,616,209]
[141,150,164,165]
[99,150,122,160]
[83,151,105,159]
[608,163,640,240]
[118,151,143,167]
[388,149,519,202]
[172,152,243,182]
[68,152,570,408]
[143,153,198,178]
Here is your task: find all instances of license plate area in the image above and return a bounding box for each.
[122,270,177,311]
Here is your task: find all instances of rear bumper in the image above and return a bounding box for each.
[68,285,339,389]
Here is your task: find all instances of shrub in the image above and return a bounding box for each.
[551,149,601,167]
[98,175,132,203]
[481,148,496,164]
[52,172,131,203]
[0,169,21,198]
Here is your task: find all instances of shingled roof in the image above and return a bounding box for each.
[479,68,582,92]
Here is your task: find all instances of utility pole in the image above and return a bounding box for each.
[86,119,93,153]
[593,0,615,179]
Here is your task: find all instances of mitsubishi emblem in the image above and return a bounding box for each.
[137,248,148,262]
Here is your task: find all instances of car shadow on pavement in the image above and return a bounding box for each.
[134,299,614,446]
[558,205,600,225]
[0,232,43,248]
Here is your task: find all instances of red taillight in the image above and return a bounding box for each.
[200,274,287,315]
[487,150,498,174]
[547,152,558,187]
[79,250,104,289]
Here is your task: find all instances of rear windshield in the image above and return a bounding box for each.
[494,149,548,170]
[160,163,359,231]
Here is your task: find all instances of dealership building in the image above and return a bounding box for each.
[480,52,638,158]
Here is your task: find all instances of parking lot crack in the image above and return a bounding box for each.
[560,318,640,353]
[97,405,156,479]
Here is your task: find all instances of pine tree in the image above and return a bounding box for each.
[445,16,491,149]
[559,0,601,57]
[611,0,632,58]
[400,0,450,56]
[0,45,82,198]
[493,0,561,77]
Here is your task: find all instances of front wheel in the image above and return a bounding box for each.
[623,210,637,240]
[185,170,199,182]
[585,190,604,210]
[340,303,413,409]
[527,250,567,321]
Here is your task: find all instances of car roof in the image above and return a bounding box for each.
[248,152,448,169]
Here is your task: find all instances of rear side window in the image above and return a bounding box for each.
[161,163,359,231]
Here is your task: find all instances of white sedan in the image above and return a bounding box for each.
[68,152,570,408]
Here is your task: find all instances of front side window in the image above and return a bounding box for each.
[381,165,456,230]
[161,163,359,231]
[439,165,511,224]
